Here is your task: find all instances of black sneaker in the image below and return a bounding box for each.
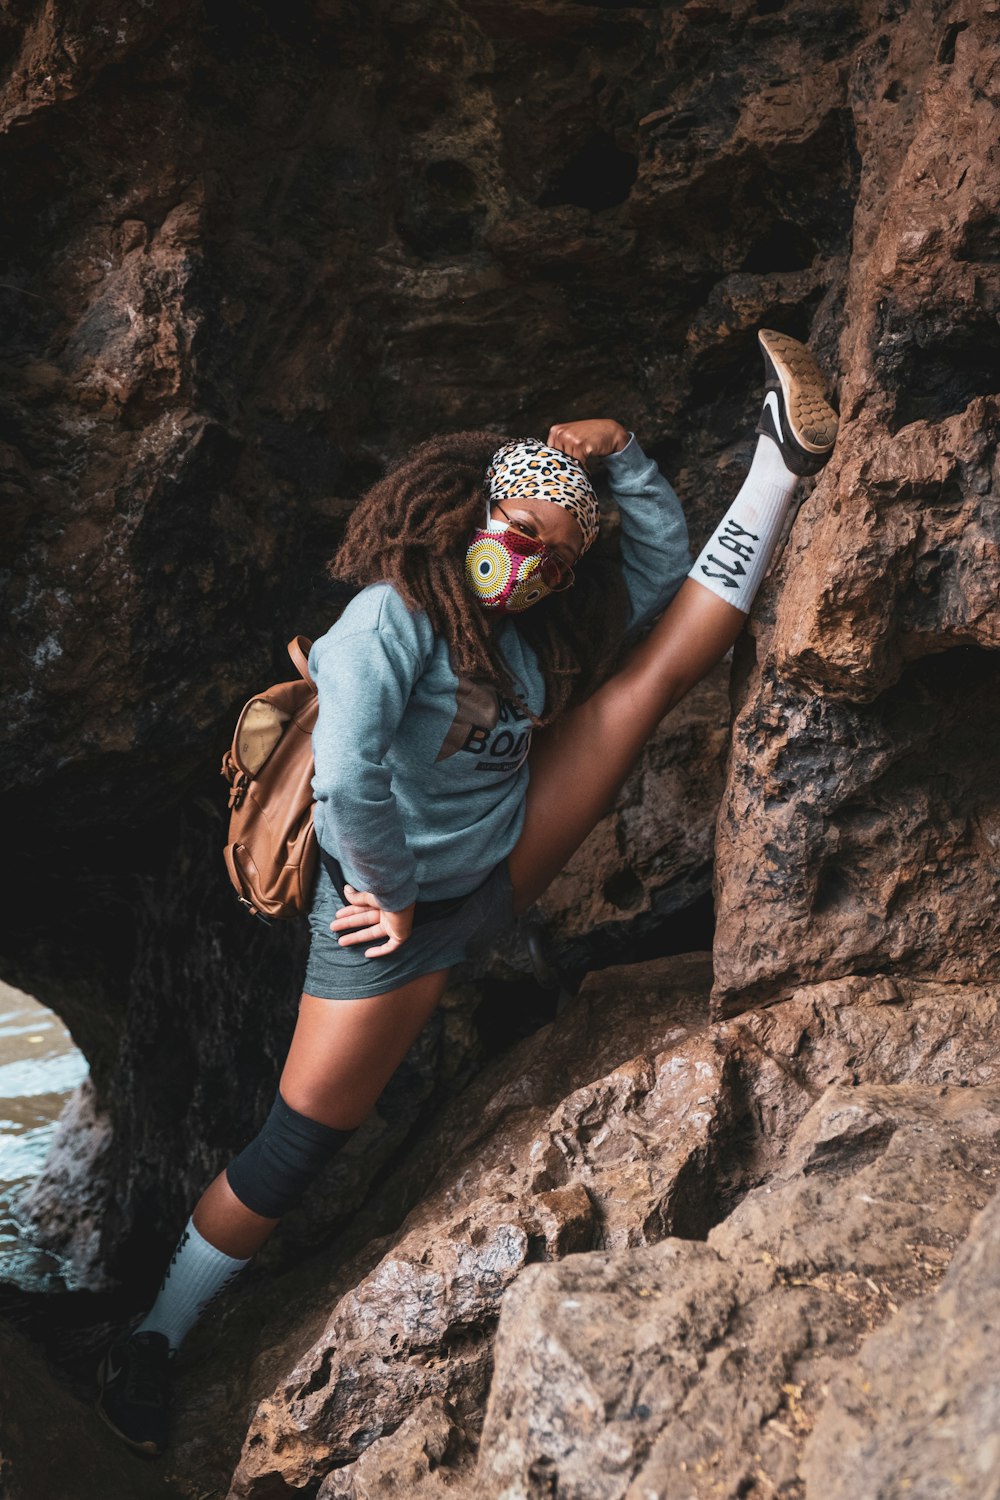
[96,1329,171,1457]
[755,329,839,476]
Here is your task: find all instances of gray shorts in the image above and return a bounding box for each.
[303,856,515,1000]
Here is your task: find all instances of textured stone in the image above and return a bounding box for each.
[803,1185,1000,1500]
[475,1084,1000,1500]
[216,958,1000,1499]
[0,0,798,1277]
[5,960,1000,1499]
[711,3,1000,1010]
[316,1396,476,1499]
[0,1,997,1495]
[16,1075,114,1290]
[226,955,720,1498]
[713,644,1000,1015]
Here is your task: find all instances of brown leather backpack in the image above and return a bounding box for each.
[220,636,318,920]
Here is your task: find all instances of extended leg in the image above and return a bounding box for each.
[509,578,744,908]
[509,330,838,911]
[191,966,451,1259]
[99,968,449,1455]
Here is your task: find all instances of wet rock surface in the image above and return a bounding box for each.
[16,1075,114,1290]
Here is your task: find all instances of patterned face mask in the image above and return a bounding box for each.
[465,509,570,614]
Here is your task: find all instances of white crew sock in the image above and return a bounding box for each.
[134,1216,250,1354]
[688,431,799,612]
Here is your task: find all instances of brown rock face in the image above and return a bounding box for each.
[802,1184,1000,1500]
[219,957,1000,1499]
[711,4,1000,1010]
[4,0,843,1270]
[477,1083,1000,1499]
[1,1,998,1495]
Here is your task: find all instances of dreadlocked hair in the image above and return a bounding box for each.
[330,430,630,725]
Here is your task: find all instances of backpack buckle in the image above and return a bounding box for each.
[236,894,272,924]
[227,770,250,810]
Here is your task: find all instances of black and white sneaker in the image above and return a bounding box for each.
[96,1329,171,1457]
[755,329,839,476]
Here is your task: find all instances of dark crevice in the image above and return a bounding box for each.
[937,20,968,64]
[440,1314,499,1353]
[659,1053,768,1243]
[956,210,1000,264]
[654,1021,858,1246]
[526,1455,559,1498]
[538,130,638,212]
[525,1234,550,1264]
[541,881,717,995]
[800,1121,898,1175]
[296,1343,336,1400]
[396,158,486,258]
[740,220,818,274]
[812,861,857,917]
[668,1147,731,1240]
[875,301,1000,433]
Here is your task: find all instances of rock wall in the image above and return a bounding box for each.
[0,0,998,1496]
[197,956,1000,1498]
[475,1078,1000,1499]
[711,0,1000,1009]
[0,0,862,1268]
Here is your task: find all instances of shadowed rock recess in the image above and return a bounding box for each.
[0,0,997,1496]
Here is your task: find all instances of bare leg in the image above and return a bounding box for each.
[509,578,744,911]
[508,328,842,910]
[192,967,451,1257]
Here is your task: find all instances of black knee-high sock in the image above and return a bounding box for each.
[136,1096,353,1353]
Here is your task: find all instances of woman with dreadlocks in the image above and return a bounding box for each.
[98,330,838,1455]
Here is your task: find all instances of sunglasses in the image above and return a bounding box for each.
[494,505,577,592]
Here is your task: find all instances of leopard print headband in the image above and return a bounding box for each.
[484,440,601,555]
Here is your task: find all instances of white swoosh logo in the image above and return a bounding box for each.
[762,390,782,432]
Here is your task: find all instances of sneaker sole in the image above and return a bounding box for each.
[95,1353,165,1458]
[757,329,839,454]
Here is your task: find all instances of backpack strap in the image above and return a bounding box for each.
[287,636,314,686]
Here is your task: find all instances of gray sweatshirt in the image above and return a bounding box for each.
[309,435,692,910]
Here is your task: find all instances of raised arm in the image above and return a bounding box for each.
[547,418,692,630]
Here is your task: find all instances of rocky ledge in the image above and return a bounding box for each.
[166,954,997,1499]
[3,954,999,1497]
